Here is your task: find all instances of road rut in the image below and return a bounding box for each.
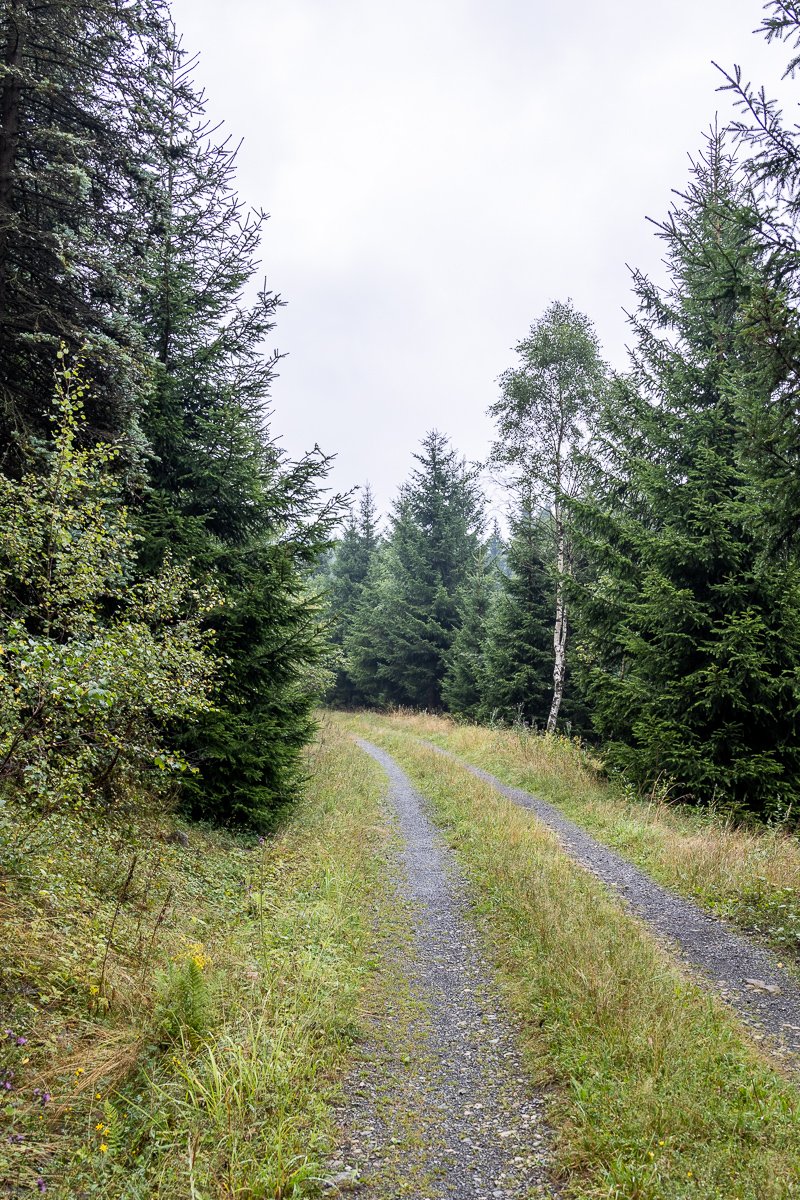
[328,738,554,1199]
[427,740,800,1064]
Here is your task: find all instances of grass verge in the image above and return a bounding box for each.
[362,709,800,965]
[343,712,800,1200]
[1,715,390,1198]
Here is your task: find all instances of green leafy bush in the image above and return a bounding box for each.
[0,357,220,810]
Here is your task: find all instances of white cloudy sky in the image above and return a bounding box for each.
[169,0,787,519]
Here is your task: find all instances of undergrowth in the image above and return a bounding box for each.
[1,716,389,1198]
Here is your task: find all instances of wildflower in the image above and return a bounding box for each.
[36,1179,46,1193]
[99,1143,108,1153]
[74,1068,84,1077]
[95,1092,101,1099]
[95,1123,104,1131]
[15,1037,26,1046]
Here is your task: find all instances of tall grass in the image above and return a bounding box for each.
[1,717,391,1198]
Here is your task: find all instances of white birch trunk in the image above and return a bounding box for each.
[546,512,567,734]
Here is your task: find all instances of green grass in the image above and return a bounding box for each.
[367,709,800,965]
[343,712,800,1200]
[1,715,392,1198]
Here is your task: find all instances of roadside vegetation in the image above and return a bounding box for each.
[344,713,800,1199]
[0,721,389,1198]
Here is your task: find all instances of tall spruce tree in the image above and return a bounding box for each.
[0,0,160,457]
[717,0,800,549]
[347,431,483,709]
[133,28,342,826]
[573,132,800,815]
[135,20,284,561]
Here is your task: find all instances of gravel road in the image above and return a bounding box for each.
[328,739,554,1199]
[428,741,800,1064]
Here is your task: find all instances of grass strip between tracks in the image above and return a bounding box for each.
[343,712,800,1200]
[373,709,800,967]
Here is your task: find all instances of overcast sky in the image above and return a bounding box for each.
[169,0,788,521]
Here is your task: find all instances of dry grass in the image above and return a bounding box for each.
[1,715,392,1198]
[344,713,800,1199]
[364,709,800,960]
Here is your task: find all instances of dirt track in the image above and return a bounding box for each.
[327,739,554,1199]
[429,741,800,1065]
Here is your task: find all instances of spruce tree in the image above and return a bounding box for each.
[573,132,800,815]
[717,1,800,549]
[480,491,553,726]
[130,21,343,826]
[0,0,157,456]
[327,484,380,705]
[442,549,496,720]
[348,431,483,709]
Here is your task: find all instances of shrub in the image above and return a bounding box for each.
[0,355,220,811]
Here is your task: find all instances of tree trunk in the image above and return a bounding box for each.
[546,511,567,734]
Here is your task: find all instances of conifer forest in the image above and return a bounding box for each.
[7,2,800,1198]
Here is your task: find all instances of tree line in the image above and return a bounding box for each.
[0,0,341,828]
[325,2,800,821]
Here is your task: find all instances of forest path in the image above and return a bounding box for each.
[326,738,555,1200]
[426,740,800,1065]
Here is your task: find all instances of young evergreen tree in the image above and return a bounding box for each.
[480,490,553,726]
[344,544,393,707]
[485,517,507,572]
[179,452,341,828]
[573,132,800,815]
[347,431,483,709]
[489,300,606,731]
[442,548,496,720]
[327,484,380,705]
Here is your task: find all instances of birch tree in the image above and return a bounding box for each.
[489,300,605,732]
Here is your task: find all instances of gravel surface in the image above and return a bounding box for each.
[326,739,554,1200]
[428,741,800,1064]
